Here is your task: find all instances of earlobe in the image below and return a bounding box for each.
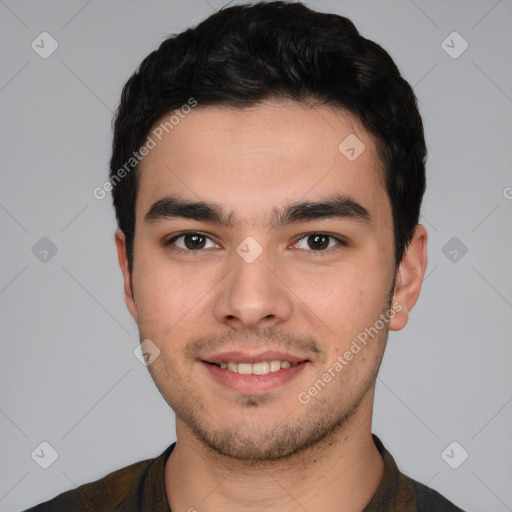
[389,224,428,332]
[114,229,139,322]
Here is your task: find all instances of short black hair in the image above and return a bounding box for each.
[109,1,426,273]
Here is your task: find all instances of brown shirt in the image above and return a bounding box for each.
[23,435,466,511]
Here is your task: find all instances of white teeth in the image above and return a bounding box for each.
[217,360,297,375]
[269,360,281,372]
[237,363,252,375]
[252,362,270,375]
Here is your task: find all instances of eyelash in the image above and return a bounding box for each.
[164,231,348,255]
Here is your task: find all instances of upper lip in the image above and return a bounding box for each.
[202,350,311,365]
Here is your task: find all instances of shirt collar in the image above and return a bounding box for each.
[147,434,410,512]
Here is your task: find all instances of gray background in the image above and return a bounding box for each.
[1,0,511,510]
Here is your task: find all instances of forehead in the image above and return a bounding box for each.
[135,100,388,227]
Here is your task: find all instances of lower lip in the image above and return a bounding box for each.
[202,361,308,393]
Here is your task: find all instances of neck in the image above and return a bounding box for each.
[165,392,383,512]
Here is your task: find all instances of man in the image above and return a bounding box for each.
[25,1,466,511]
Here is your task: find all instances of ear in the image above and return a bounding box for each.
[389,224,428,331]
[114,229,138,322]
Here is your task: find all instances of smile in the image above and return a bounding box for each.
[209,360,299,375]
[202,358,310,393]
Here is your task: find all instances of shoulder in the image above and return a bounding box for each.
[22,445,173,512]
[406,475,467,512]
[369,434,467,512]
[22,457,153,511]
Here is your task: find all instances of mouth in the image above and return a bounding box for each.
[200,351,311,393]
[204,359,306,376]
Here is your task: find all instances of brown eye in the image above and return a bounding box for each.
[166,232,218,251]
[294,233,347,252]
[183,233,206,250]
[307,234,329,250]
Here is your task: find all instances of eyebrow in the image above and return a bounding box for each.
[143,193,371,229]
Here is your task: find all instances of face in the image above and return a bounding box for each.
[116,100,426,461]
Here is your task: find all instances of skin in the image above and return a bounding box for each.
[115,100,428,512]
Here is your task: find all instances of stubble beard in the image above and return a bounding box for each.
[149,338,386,464]
[144,286,394,463]
[183,379,376,463]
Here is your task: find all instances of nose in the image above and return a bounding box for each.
[213,242,294,331]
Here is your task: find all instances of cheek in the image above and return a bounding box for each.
[132,261,183,337]
[295,262,391,345]
[132,252,218,352]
